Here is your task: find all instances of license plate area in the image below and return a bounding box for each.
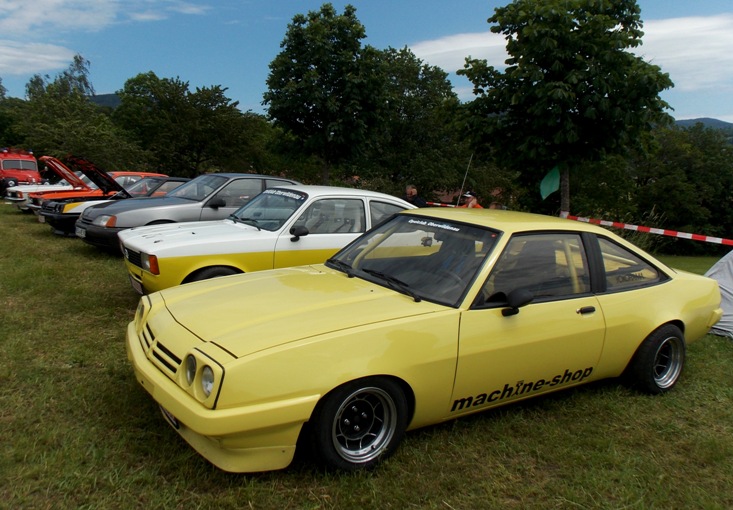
[160,405,180,429]
[129,275,144,295]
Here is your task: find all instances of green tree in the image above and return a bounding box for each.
[263,3,384,183]
[635,124,733,254]
[113,72,247,177]
[459,0,673,214]
[16,55,149,169]
[359,47,468,196]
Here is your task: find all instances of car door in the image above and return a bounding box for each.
[449,232,606,417]
[272,197,367,268]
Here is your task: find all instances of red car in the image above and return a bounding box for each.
[0,148,41,195]
[27,156,167,214]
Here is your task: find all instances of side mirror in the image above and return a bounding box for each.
[502,288,534,317]
[208,197,226,209]
[290,225,310,242]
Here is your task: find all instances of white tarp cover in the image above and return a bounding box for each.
[704,250,733,337]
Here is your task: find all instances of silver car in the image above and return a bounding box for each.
[75,173,299,251]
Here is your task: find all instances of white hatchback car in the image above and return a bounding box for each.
[119,185,415,294]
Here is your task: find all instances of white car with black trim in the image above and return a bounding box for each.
[118,185,414,294]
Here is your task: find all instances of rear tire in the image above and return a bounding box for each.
[308,377,408,471]
[626,324,686,394]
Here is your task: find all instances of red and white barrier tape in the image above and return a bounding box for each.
[423,206,730,246]
[565,214,733,246]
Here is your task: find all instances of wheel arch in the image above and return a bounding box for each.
[314,374,416,423]
[182,264,244,284]
[624,319,686,372]
[145,219,176,225]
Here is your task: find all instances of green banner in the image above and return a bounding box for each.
[540,165,560,200]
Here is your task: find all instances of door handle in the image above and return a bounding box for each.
[576,306,596,315]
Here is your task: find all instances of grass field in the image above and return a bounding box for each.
[2,203,732,509]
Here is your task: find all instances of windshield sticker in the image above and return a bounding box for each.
[263,189,305,200]
[408,218,460,232]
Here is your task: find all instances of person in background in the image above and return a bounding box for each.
[458,191,483,208]
[403,184,428,207]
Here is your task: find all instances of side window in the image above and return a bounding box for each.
[214,179,263,208]
[266,178,295,188]
[293,198,366,234]
[481,233,590,304]
[115,175,140,188]
[157,181,186,195]
[598,237,664,291]
[370,201,407,226]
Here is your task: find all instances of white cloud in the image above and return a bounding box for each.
[0,0,210,36]
[411,32,507,73]
[128,10,169,22]
[0,0,212,81]
[0,41,76,76]
[167,1,211,16]
[638,15,733,92]
[0,0,118,35]
[410,13,733,95]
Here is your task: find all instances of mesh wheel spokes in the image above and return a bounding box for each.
[332,387,397,464]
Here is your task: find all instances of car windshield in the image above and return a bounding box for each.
[167,174,228,201]
[328,214,500,307]
[124,177,165,196]
[1,159,38,170]
[230,188,307,231]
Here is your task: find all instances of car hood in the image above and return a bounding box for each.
[8,183,72,193]
[65,156,128,195]
[38,156,90,189]
[120,219,258,251]
[158,265,446,359]
[84,196,197,218]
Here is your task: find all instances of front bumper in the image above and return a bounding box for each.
[39,212,80,235]
[75,222,125,251]
[125,320,318,473]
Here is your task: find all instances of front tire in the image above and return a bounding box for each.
[626,324,686,394]
[308,377,408,471]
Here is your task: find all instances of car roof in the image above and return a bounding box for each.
[270,184,413,202]
[401,207,612,236]
[110,171,167,177]
[197,173,298,180]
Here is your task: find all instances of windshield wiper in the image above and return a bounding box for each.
[326,258,354,277]
[230,215,260,230]
[362,268,422,302]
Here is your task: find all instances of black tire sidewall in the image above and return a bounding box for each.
[308,377,408,471]
[627,324,686,394]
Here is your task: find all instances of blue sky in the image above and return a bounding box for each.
[1,0,732,122]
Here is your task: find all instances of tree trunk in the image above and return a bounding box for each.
[321,160,330,184]
[560,164,570,217]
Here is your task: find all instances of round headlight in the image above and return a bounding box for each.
[185,355,197,386]
[201,366,215,397]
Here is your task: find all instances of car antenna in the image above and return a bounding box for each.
[456,152,473,207]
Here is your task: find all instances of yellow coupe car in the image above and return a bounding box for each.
[126,208,722,473]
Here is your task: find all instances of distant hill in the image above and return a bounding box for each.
[675,117,733,129]
[89,93,121,109]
